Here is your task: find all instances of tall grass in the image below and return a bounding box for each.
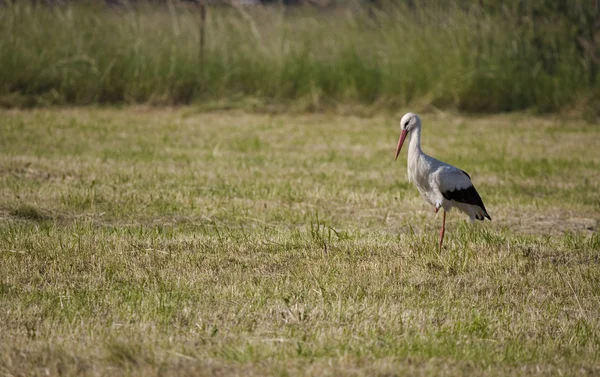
[0,2,597,113]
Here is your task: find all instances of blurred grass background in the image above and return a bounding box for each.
[0,0,599,115]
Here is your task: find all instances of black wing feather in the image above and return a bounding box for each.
[442,185,491,220]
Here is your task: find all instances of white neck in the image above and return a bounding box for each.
[406,126,425,184]
[407,126,423,163]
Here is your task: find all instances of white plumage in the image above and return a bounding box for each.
[395,112,490,248]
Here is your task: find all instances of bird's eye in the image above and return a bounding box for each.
[404,121,409,127]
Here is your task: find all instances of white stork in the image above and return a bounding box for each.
[394,112,491,249]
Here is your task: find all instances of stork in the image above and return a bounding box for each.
[394,112,491,249]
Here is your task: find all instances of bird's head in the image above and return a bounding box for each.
[395,112,421,161]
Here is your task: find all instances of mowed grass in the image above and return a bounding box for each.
[0,108,599,376]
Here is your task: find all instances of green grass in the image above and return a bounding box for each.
[1,2,598,114]
[0,107,599,376]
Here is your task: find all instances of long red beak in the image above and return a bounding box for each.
[395,130,408,161]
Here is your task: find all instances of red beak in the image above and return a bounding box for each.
[395,130,408,161]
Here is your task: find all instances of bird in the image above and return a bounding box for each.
[394,112,490,249]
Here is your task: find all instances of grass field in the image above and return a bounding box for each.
[0,108,599,376]
[1,2,598,114]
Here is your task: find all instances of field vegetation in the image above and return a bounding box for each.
[2,0,600,375]
[0,108,599,376]
[0,0,599,115]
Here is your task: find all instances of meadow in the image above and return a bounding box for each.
[0,1,598,115]
[0,107,599,376]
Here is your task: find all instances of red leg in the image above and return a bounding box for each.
[439,210,446,250]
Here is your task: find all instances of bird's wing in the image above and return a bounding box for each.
[435,166,486,209]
